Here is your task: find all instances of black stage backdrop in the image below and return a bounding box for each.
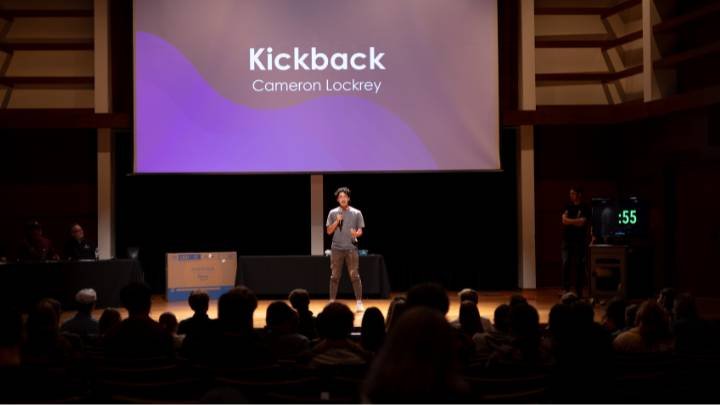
[114,129,518,294]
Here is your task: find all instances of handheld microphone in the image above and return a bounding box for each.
[338,211,343,231]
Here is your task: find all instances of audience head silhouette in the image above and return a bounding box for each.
[217,286,257,331]
[27,299,60,341]
[637,299,671,345]
[604,297,627,331]
[266,301,299,334]
[361,307,386,352]
[458,288,479,304]
[159,312,178,334]
[317,302,354,340]
[288,288,311,312]
[188,290,210,315]
[364,307,468,403]
[98,308,121,336]
[406,283,449,315]
[459,300,484,335]
[120,282,152,317]
[385,296,407,331]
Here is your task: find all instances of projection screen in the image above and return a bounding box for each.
[133,0,499,173]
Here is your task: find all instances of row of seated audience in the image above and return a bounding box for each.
[0,220,96,262]
[1,282,719,402]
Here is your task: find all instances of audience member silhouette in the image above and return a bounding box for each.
[450,289,492,331]
[288,288,318,340]
[60,288,99,339]
[264,301,310,361]
[310,302,370,367]
[178,290,212,338]
[406,283,449,315]
[474,303,513,356]
[22,299,73,366]
[458,300,485,338]
[363,307,470,403]
[672,293,719,354]
[603,297,627,337]
[360,307,385,353]
[104,282,174,359]
[97,308,121,340]
[159,312,184,350]
[385,296,407,332]
[614,300,674,353]
[204,286,274,367]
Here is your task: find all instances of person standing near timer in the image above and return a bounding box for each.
[326,187,365,312]
[561,187,590,297]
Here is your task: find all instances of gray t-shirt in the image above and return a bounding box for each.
[326,206,365,250]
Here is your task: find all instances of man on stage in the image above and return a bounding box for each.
[561,187,590,297]
[326,187,365,312]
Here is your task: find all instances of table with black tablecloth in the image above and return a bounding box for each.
[236,255,390,298]
[0,259,144,310]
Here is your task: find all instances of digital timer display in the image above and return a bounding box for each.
[617,209,638,225]
[592,197,646,242]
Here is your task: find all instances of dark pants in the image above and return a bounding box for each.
[562,240,587,295]
[330,248,362,301]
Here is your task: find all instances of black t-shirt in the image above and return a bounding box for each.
[64,238,96,260]
[563,203,590,243]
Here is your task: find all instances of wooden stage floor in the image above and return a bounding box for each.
[59,288,720,327]
[62,288,584,327]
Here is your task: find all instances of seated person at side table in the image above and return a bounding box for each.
[17,220,59,261]
[64,223,96,261]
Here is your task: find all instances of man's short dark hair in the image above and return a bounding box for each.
[120,282,152,315]
[493,304,512,333]
[317,302,354,339]
[605,297,627,329]
[510,302,540,339]
[27,300,60,337]
[573,301,595,326]
[266,301,298,331]
[334,187,351,198]
[406,283,449,315]
[188,290,210,314]
[218,286,257,327]
[570,186,584,195]
[288,288,310,311]
[458,288,479,305]
[42,298,62,318]
[159,312,178,333]
[98,308,121,335]
[548,303,573,336]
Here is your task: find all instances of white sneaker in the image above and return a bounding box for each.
[355,301,365,312]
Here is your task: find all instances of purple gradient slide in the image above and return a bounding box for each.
[134,0,499,173]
